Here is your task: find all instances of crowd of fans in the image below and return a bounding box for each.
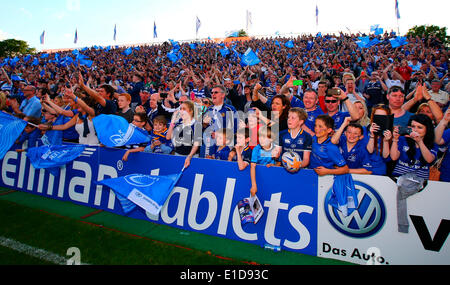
[0,31,449,185]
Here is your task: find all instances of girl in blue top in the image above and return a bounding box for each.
[250,126,281,196]
[390,114,438,180]
[310,115,349,176]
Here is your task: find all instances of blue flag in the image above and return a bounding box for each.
[0,111,28,159]
[389,36,408,48]
[97,170,184,215]
[32,57,39,66]
[92,114,150,147]
[330,174,359,217]
[241,48,260,66]
[285,40,294,48]
[40,53,49,59]
[26,144,86,176]
[123,47,133,56]
[153,21,157,38]
[219,47,230,57]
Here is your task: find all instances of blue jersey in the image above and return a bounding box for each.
[392,136,439,179]
[305,107,324,132]
[330,111,350,130]
[148,128,173,154]
[310,136,347,169]
[210,145,231,161]
[338,137,371,170]
[251,144,277,165]
[279,129,312,160]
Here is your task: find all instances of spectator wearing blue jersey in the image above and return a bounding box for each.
[145,115,173,154]
[229,127,252,170]
[279,107,312,168]
[250,126,282,196]
[206,128,233,161]
[9,84,41,118]
[323,90,359,130]
[331,117,372,174]
[434,108,450,182]
[301,89,324,137]
[310,115,349,176]
[390,114,438,180]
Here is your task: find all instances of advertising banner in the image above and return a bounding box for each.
[317,175,450,265]
[0,145,318,256]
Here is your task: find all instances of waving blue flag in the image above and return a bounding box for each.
[219,47,230,57]
[241,48,260,66]
[79,58,93,68]
[123,47,133,56]
[40,53,49,59]
[0,111,28,159]
[26,144,86,176]
[389,36,408,48]
[92,115,150,147]
[32,58,39,66]
[285,40,294,48]
[97,170,184,215]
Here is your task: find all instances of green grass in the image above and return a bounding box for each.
[0,188,352,265]
[0,199,242,265]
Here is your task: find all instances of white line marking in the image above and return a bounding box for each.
[0,236,89,265]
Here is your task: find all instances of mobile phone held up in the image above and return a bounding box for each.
[327,88,341,97]
[292,80,303,86]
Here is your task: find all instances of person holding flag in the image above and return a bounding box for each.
[39,87,99,145]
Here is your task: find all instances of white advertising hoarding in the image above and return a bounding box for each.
[317,175,450,265]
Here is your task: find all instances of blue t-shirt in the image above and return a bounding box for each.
[251,144,277,165]
[148,128,173,154]
[393,111,413,128]
[310,136,347,169]
[210,145,232,161]
[338,137,371,170]
[330,111,350,130]
[305,107,324,132]
[392,136,439,179]
[279,129,312,161]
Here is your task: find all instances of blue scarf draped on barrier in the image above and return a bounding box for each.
[330,173,359,217]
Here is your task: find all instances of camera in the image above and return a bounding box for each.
[398,126,412,136]
[327,88,341,97]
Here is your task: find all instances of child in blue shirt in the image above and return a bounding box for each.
[279,107,312,168]
[310,115,349,175]
[145,115,173,154]
[207,128,233,161]
[229,127,253,170]
[331,117,372,174]
[250,126,281,196]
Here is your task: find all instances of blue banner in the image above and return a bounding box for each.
[92,115,150,147]
[26,144,86,176]
[0,111,27,159]
[0,145,318,256]
[241,48,260,66]
[97,170,184,216]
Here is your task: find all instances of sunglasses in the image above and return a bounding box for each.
[325,100,338,103]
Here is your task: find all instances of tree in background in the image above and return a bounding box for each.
[0,39,36,58]
[406,25,448,47]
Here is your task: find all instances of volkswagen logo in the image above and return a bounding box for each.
[324,181,386,238]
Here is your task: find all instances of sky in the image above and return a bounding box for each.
[0,0,448,51]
